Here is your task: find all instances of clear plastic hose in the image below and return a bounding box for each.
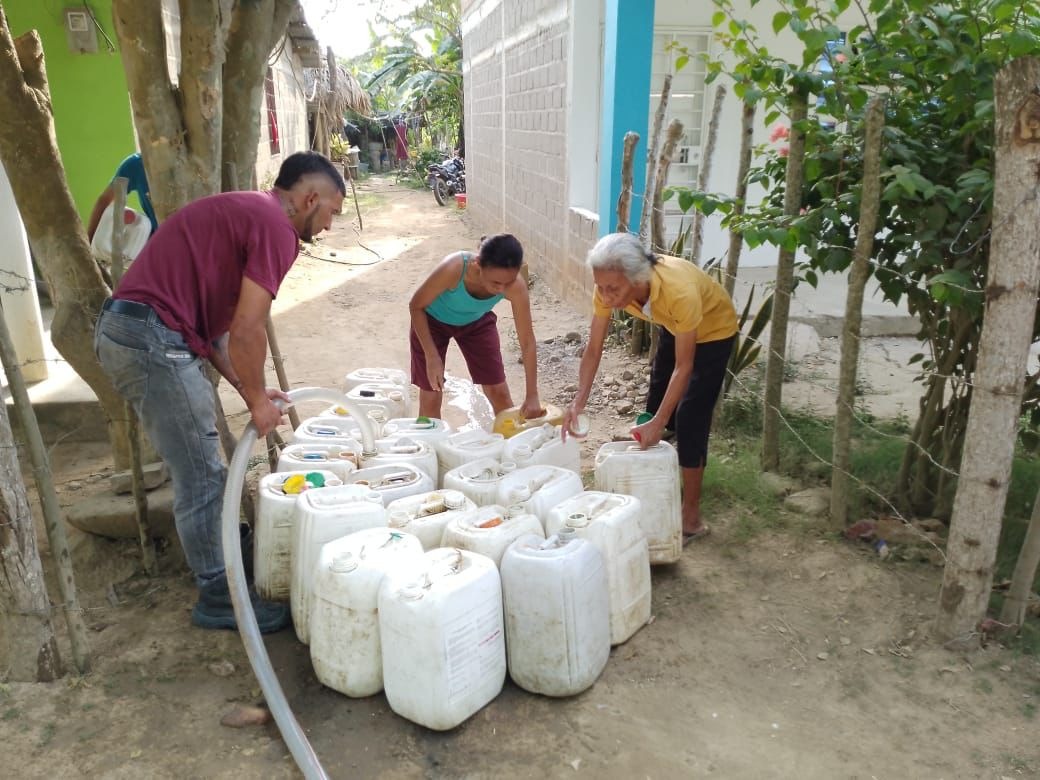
[221,387,377,780]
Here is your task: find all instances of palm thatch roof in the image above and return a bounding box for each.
[305,57,372,118]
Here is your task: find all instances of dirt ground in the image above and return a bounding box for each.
[6,176,1040,779]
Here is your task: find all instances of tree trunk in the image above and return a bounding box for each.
[689,84,726,265]
[0,395,62,681]
[222,0,296,192]
[0,298,89,673]
[616,131,639,233]
[0,19,138,470]
[761,92,808,472]
[724,101,756,297]
[112,0,231,215]
[1000,485,1040,628]
[935,58,1040,645]
[830,97,885,530]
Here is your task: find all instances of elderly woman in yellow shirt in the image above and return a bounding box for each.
[562,232,738,545]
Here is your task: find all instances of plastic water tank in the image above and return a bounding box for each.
[501,423,580,474]
[310,528,425,697]
[546,491,651,645]
[290,484,388,644]
[359,437,438,482]
[594,441,682,565]
[342,463,434,505]
[276,443,360,481]
[495,465,584,531]
[254,469,342,601]
[442,457,517,507]
[441,504,544,567]
[500,532,610,696]
[379,548,506,730]
[433,429,505,485]
[346,383,409,420]
[384,489,476,550]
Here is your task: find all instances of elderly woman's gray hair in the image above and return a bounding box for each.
[586,232,656,284]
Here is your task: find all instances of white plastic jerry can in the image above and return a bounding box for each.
[385,490,477,550]
[594,441,682,564]
[254,469,342,601]
[276,443,361,481]
[441,504,544,567]
[433,429,506,485]
[343,367,410,400]
[500,531,611,696]
[346,383,409,420]
[495,465,585,531]
[292,416,363,447]
[290,485,388,645]
[379,548,506,730]
[442,457,517,507]
[359,437,438,482]
[309,528,425,698]
[546,492,651,645]
[343,463,434,505]
[501,423,580,474]
[380,417,454,450]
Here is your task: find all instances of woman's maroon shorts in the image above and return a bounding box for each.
[410,311,506,391]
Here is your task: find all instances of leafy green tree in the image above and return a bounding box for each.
[682,0,1040,517]
[361,0,463,155]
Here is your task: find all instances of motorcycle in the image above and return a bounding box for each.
[426,156,465,206]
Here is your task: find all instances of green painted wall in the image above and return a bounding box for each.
[5,1,138,222]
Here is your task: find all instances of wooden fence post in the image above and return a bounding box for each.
[830,96,885,530]
[761,92,808,472]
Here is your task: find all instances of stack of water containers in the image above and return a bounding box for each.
[253,368,679,731]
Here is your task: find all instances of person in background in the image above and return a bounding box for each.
[94,151,345,633]
[409,233,543,421]
[86,152,158,241]
[562,232,738,546]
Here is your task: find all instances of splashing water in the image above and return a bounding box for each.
[443,375,494,432]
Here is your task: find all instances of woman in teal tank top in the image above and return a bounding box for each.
[409,234,544,420]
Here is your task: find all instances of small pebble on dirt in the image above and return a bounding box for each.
[621,369,634,380]
[999,665,1012,672]
[208,660,236,678]
[839,637,851,646]
[564,331,581,343]
[221,705,271,729]
[817,652,829,661]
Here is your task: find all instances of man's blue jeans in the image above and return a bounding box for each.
[95,302,226,585]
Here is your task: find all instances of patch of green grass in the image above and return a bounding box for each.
[974,676,994,695]
[37,722,55,749]
[2,707,19,721]
[703,440,784,542]
[1022,701,1036,720]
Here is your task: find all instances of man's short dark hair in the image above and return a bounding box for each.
[478,233,523,269]
[274,151,346,196]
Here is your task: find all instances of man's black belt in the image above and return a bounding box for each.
[103,298,153,320]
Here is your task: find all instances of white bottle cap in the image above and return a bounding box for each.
[566,512,590,528]
[389,510,410,528]
[443,491,465,510]
[331,552,358,573]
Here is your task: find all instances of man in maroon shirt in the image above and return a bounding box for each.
[94,151,345,632]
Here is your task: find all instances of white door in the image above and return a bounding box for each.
[648,30,712,252]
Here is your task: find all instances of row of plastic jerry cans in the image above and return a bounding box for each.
[260,483,652,653]
[302,526,638,729]
[287,417,581,483]
[342,365,568,440]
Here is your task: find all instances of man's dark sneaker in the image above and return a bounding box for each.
[191,576,289,633]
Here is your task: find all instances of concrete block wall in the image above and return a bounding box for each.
[463,0,598,317]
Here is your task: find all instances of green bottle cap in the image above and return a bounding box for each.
[304,472,326,488]
[635,411,653,425]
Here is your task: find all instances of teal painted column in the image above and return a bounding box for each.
[597,0,655,236]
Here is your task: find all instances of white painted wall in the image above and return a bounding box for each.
[566,0,603,212]
[0,163,48,383]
